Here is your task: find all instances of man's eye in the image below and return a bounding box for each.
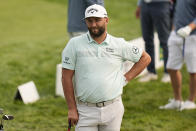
[96,19,101,22]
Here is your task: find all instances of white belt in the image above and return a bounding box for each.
[77,96,121,107]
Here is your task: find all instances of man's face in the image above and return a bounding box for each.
[85,17,108,38]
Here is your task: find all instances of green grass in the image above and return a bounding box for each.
[0,0,196,130]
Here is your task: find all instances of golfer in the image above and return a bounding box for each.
[62,4,151,131]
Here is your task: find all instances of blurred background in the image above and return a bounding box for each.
[0,0,196,130]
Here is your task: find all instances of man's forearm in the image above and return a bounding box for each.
[62,68,79,125]
[62,80,77,110]
[125,51,151,81]
[62,69,77,111]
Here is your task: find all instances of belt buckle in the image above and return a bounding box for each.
[96,102,105,107]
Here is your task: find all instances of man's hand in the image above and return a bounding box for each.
[68,109,79,126]
[123,76,128,86]
[177,25,192,38]
[124,51,151,81]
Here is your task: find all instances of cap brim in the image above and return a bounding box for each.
[84,15,107,19]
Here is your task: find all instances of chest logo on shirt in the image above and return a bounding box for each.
[132,46,139,54]
[106,47,114,53]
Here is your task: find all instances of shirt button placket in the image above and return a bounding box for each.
[98,47,101,58]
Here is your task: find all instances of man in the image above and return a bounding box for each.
[67,0,104,38]
[62,4,151,131]
[160,0,196,110]
[135,0,171,82]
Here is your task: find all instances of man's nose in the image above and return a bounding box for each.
[91,21,97,27]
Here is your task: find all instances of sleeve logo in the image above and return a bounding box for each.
[63,57,70,64]
[64,57,69,61]
[132,46,139,54]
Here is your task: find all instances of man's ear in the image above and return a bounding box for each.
[105,17,109,24]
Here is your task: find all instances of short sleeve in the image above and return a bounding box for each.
[121,40,143,63]
[61,39,76,70]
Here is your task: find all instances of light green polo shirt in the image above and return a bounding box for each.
[62,32,143,103]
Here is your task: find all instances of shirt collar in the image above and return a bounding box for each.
[86,31,110,45]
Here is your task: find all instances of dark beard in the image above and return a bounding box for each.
[88,26,105,38]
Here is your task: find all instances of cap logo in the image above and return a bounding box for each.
[87,8,98,14]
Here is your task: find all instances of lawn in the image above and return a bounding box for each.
[0,0,196,131]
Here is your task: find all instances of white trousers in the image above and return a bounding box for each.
[75,97,124,131]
